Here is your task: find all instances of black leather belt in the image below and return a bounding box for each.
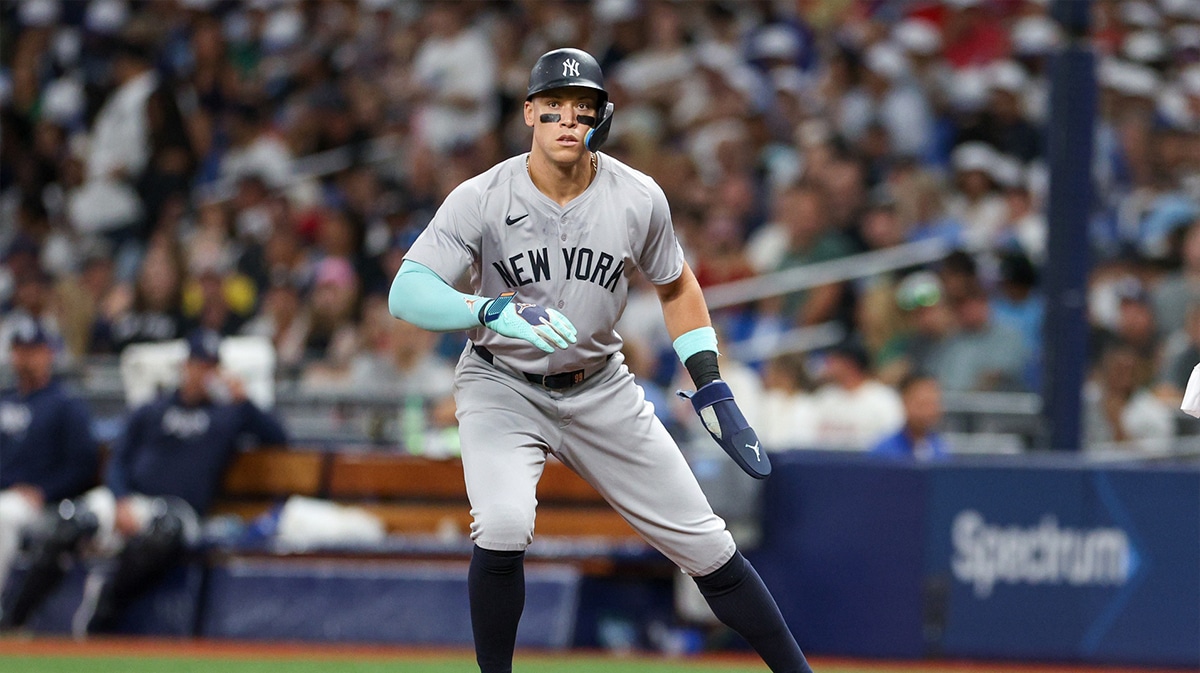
[472,344,600,390]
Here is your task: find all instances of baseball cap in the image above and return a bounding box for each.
[863,43,910,81]
[186,329,223,364]
[19,0,60,27]
[893,19,941,56]
[896,271,943,311]
[1122,30,1167,64]
[10,317,51,347]
[951,141,998,174]
[1011,16,1060,56]
[987,61,1028,94]
[751,25,801,62]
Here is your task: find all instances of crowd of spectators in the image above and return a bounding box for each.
[3,0,1200,454]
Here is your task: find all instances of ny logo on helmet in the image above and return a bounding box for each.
[562,58,580,77]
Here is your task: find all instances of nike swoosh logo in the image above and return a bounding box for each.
[505,213,529,226]
[746,441,761,461]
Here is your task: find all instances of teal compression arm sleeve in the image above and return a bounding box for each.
[388,260,488,331]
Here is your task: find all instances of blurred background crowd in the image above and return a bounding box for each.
[3,0,1200,454]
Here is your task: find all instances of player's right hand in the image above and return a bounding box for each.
[483,299,577,353]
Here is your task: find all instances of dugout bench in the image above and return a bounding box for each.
[199,449,666,648]
[212,449,650,563]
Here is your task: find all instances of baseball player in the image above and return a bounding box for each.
[389,48,813,673]
[0,318,98,618]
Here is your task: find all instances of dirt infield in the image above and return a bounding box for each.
[0,636,1194,673]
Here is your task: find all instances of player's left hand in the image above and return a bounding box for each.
[678,381,771,479]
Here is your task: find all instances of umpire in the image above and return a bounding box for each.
[0,318,98,616]
[0,329,288,634]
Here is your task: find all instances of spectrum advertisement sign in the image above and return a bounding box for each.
[924,464,1199,667]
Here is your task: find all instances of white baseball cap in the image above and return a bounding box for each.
[893,19,941,56]
[1011,16,1061,56]
[262,7,305,50]
[752,25,801,61]
[1122,30,1168,64]
[989,154,1025,189]
[952,141,998,174]
[19,0,60,27]
[1100,58,1160,98]
[987,60,1028,93]
[863,42,909,80]
[85,0,129,35]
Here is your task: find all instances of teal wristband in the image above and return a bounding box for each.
[673,326,719,364]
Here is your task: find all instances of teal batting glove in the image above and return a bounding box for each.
[479,292,577,353]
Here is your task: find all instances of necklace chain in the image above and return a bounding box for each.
[526,152,598,175]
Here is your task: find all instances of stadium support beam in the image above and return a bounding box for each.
[1042,0,1096,451]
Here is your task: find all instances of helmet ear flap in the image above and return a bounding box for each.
[585,101,614,152]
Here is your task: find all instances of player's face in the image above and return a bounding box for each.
[903,379,943,433]
[180,358,219,402]
[10,343,52,388]
[525,88,598,165]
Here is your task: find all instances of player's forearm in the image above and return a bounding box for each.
[656,265,712,342]
[656,265,720,387]
[389,260,487,332]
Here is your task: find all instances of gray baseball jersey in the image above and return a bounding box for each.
[405,152,684,374]
[405,151,735,575]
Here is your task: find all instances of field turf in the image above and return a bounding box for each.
[0,639,1190,673]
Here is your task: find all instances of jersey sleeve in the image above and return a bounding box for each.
[403,180,483,285]
[636,179,685,285]
[105,404,150,499]
[237,400,289,447]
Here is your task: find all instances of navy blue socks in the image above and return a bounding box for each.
[694,551,814,673]
[468,546,526,673]
[469,546,811,673]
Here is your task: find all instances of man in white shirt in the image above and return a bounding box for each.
[218,104,292,190]
[812,340,905,450]
[67,38,194,280]
[408,4,498,153]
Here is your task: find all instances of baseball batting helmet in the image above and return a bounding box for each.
[527,48,614,151]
